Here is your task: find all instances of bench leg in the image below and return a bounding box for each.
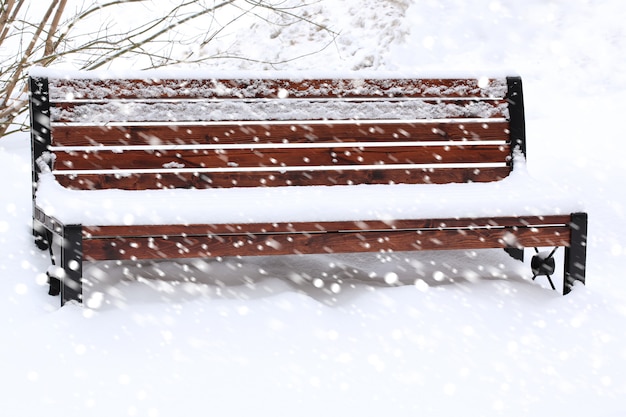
[32,223,62,296]
[60,225,83,306]
[564,212,588,295]
[44,228,61,296]
[33,221,50,251]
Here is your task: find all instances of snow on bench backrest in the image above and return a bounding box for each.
[29,70,524,191]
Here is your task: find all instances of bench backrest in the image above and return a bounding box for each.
[30,74,526,191]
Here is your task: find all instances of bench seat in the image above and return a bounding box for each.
[36,156,581,227]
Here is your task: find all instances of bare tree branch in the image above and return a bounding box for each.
[1,0,60,118]
[0,0,21,46]
[87,0,237,70]
[0,0,337,137]
[44,0,67,57]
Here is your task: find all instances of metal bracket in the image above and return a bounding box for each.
[531,247,558,290]
[504,247,524,262]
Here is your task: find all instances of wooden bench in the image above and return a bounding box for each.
[29,70,588,305]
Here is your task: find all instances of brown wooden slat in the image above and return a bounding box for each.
[50,78,508,100]
[83,215,574,238]
[51,121,511,147]
[54,145,510,171]
[56,166,512,190]
[82,226,570,261]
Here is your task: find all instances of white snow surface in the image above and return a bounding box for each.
[36,156,581,226]
[52,99,508,123]
[29,66,516,81]
[3,1,626,416]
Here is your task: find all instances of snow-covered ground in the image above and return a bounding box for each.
[2,0,626,415]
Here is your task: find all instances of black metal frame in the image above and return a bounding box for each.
[503,76,526,263]
[58,224,83,305]
[34,207,84,305]
[29,76,51,249]
[29,78,51,186]
[30,76,83,305]
[504,247,524,262]
[564,212,588,294]
[506,76,527,158]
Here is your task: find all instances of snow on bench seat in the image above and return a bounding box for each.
[36,155,582,227]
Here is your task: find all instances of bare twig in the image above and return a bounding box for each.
[0,0,337,138]
[87,0,237,70]
[1,1,60,125]
[44,0,67,58]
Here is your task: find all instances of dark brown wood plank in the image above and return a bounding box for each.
[50,78,508,100]
[56,166,512,190]
[83,215,574,238]
[53,145,510,171]
[51,121,511,147]
[82,226,571,261]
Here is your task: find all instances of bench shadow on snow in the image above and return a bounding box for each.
[80,248,557,310]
